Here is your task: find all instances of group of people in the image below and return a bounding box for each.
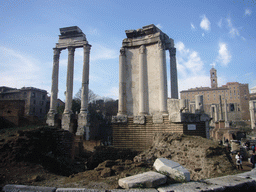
[235,141,256,170]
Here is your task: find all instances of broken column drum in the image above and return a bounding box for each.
[46,26,91,137]
[117,24,178,117]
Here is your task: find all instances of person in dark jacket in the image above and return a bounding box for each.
[250,150,256,169]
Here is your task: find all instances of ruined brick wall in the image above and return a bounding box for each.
[0,100,25,126]
[112,116,207,151]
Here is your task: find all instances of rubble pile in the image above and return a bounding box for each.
[134,132,236,180]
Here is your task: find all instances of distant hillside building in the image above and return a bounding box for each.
[0,86,49,126]
[180,67,250,124]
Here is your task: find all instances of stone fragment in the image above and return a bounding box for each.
[118,171,167,189]
[56,189,105,192]
[153,158,190,182]
[3,184,56,192]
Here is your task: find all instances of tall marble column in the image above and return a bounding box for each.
[195,95,204,113]
[80,44,91,113]
[169,48,178,99]
[46,48,61,126]
[224,99,229,127]
[62,47,75,131]
[249,101,256,129]
[77,44,91,137]
[139,45,147,115]
[64,47,75,114]
[219,95,223,120]
[117,48,127,116]
[158,42,168,114]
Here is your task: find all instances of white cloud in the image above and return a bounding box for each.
[89,27,100,36]
[217,18,222,28]
[89,43,118,61]
[244,8,252,16]
[191,23,196,30]
[200,15,211,31]
[0,46,50,91]
[156,24,163,29]
[104,86,119,99]
[217,42,231,66]
[176,41,210,93]
[202,33,205,37]
[226,17,239,37]
[176,41,186,52]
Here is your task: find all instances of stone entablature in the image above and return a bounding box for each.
[123,24,173,50]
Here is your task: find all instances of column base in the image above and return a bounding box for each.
[225,121,230,128]
[46,111,59,127]
[77,112,89,139]
[62,112,75,132]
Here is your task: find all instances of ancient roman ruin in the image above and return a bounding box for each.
[46,26,91,138]
[112,24,210,150]
[117,24,178,117]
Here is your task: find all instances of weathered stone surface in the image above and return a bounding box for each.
[153,114,163,124]
[205,175,256,188]
[168,98,181,122]
[3,184,56,192]
[112,115,128,123]
[133,116,145,124]
[111,189,158,192]
[158,174,256,192]
[157,182,211,192]
[153,158,190,182]
[236,168,256,180]
[118,171,167,189]
[56,189,105,192]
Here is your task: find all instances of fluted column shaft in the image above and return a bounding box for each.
[219,95,223,120]
[64,47,75,114]
[224,99,229,127]
[169,48,178,99]
[158,42,168,114]
[139,45,147,115]
[117,48,127,115]
[80,45,91,113]
[249,101,255,129]
[49,48,61,113]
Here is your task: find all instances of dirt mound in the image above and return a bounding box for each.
[0,127,84,177]
[0,127,147,189]
[134,132,236,180]
[87,146,138,169]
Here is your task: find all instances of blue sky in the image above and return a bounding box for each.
[1,0,256,101]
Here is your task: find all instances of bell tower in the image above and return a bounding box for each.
[210,67,218,88]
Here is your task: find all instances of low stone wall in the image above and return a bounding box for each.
[112,116,206,151]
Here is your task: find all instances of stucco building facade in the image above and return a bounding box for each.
[180,68,250,123]
[0,86,48,121]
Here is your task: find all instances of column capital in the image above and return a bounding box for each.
[120,47,126,56]
[169,48,176,56]
[53,48,61,55]
[139,45,146,54]
[68,46,75,54]
[83,44,91,53]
